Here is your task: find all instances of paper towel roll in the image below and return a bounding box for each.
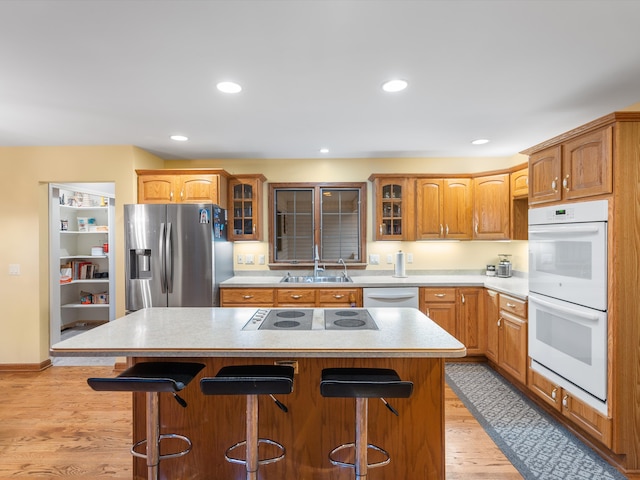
[393,250,407,278]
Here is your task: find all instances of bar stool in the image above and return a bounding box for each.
[87,361,205,480]
[320,367,413,479]
[200,365,294,480]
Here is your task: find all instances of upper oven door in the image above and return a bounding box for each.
[528,220,607,311]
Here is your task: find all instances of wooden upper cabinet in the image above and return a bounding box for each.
[416,178,472,240]
[370,176,412,241]
[138,175,178,203]
[529,145,562,204]
[473,174,510,240]
[528,126,612,205]
[510,167,529,198]
[228,175,266,241]
[562,126,613,201]
[136,169,229,207]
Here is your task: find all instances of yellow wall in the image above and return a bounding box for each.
[0,148,526,366]
[0,145,162,366]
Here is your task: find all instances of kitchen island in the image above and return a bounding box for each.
[51,307,465,480]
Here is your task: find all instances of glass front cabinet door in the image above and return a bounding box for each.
[370,176,408,241]
[228,175,266,241]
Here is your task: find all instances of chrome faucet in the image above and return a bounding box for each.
[314,244,324,278]
[338,258,348,279]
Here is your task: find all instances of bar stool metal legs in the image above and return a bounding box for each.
[200,365,294,480]
[321,367,413,479]
[87,361,205,480]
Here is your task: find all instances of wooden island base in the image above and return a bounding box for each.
[132,356,446,480]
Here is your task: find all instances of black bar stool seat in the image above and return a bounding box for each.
[320,367,413,479]
[200,365,294,480]
[88,361,205,480]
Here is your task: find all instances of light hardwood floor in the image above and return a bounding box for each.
[1,365,522,479]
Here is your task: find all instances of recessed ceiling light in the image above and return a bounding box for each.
[471,138,490,145]
[319,148,329,154]
[382,79,408,93]
[170,135,188,142]
[216,81,242,94]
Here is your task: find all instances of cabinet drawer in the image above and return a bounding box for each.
[276,288,316,305]
[318,289,359,305]
[528,365,562,411]
[499,294,527,318]
[221,288,274,305]
[421,287,456,303]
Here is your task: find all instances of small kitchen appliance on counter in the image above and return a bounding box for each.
[497,254,512,278]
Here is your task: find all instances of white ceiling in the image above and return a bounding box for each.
[1,0,640,161]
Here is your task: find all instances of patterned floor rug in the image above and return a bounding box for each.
[445,363,626,480]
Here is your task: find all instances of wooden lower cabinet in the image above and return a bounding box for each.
[220,288,274,307]
[420,288,457,337]
[220,287,362,308]
[528,366,612,448]
[420,287,484,356]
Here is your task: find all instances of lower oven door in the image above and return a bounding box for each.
[528,293,607,402]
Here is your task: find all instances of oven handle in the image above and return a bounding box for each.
[529,295,601,322]
[529,225,600,236]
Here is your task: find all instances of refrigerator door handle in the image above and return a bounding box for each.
[166,222,173,293]
[159,223,167,293]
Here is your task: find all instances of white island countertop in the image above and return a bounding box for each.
[50,307,466,359]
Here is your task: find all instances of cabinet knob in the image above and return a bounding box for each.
[563,174,570,192]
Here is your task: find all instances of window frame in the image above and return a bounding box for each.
[268,182,367,267]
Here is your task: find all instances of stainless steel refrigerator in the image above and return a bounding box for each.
[125,203,233,311]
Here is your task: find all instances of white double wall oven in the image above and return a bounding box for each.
[528,200,609,415]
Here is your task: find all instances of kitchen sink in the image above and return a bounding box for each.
[280,275,352,283]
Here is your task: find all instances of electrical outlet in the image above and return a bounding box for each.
[407,253,414,263]
[8,264,20,276]
[236,255,244,264]
[369,254,379,265]
[245,254,255,264]
[258,255,265,265]
[386,254,393,264]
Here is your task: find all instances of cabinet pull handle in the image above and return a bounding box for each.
[551,387,558,401]
[551,177,558,193]
[562,394,569,408]
[563,174,570,191]
[180,190,184,200]
[506,302,516,308]
[445,224,449,235]
[291,295,302,299]
[497,317,502,327]
[333,294,344,299]
[426,308,430,316]
[435,293,446,298]
[475,224,478,235]
[242,295,253,300]
[170,191,174,201]
[253,224,256,234]
[461,293,465,304]
[440,224,443,236]
[379,224,384,235]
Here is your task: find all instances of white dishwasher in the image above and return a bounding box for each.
[363,287,419,308]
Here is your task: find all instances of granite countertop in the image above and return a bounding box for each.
[221,273,529,300]
[50,307,466,359]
